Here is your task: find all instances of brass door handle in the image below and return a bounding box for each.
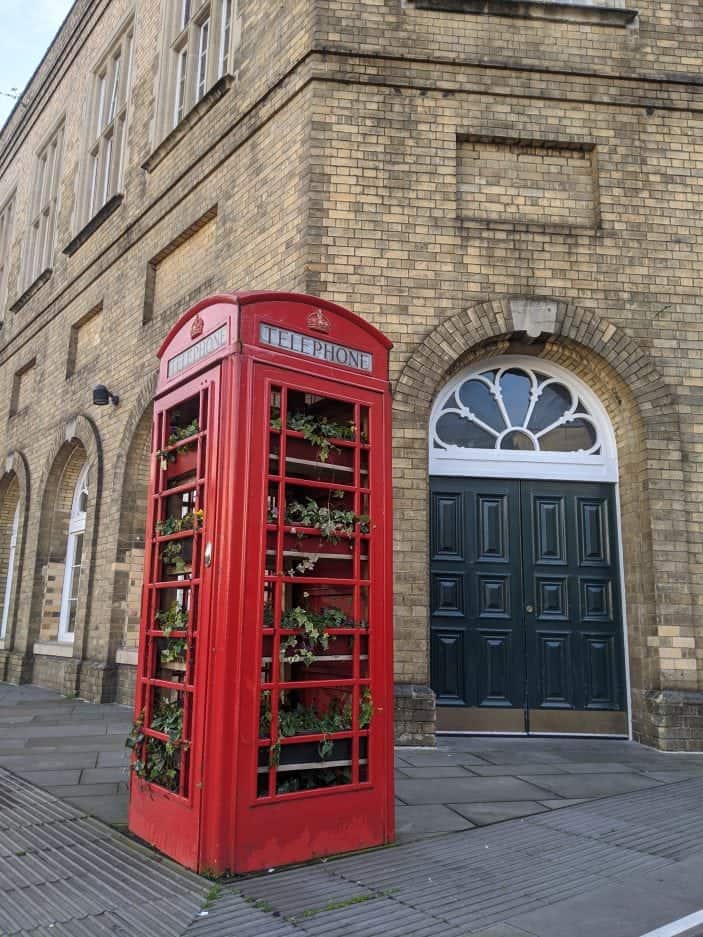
[204,542,213,567]
[525,605,534,614]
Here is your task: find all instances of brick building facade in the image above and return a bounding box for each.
[0,0,702,749]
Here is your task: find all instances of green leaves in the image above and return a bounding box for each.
[272,411,356,462]
[161,638,187,663]
[160,541,189,572]
[285,496,369,542]
[155,601,188,635]
[279,605,353,665]
[155,509,204,536]
[167,419,200,446]
[127,700,186,792]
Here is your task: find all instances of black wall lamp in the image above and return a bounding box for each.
[93,384,120,407]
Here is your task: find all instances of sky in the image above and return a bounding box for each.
[0,0,75,128]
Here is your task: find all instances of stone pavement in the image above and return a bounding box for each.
[3,682,703,935]
[2,762,703,936]
[4,683,703,840]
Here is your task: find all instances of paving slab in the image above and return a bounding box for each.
[538,799,588,810]
[395,749,466,767]
[396,803,475,840]
[468,763,569,776]
[640,770,703,782]
[80,766,131,784]
[469,926,537,937]
[505,873,703,937]
[14,768,83,786]
[62,793,131,824]
[449,801,549,825]
[395,765,476,779]
[396,775,555,805]
[46,782,121,798]
[0,752,98,770]
[96,748,132,767]
[559,761,637,773]
[519,771,663,799]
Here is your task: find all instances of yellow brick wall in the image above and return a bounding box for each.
[0,0,701,744]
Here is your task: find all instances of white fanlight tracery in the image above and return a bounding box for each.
[430,357,617,482]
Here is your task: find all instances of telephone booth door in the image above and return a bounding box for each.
[226,363,393,871]
[128,367,221,868]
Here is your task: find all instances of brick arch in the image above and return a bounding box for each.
[0,452,30,663]
[110,372,157,500]
[28,416,103,693]
[394,298,678,429]
[392,297,688,749]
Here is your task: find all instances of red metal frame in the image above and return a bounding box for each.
[128,293,394,874]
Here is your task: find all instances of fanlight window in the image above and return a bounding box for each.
[434,365,600,455]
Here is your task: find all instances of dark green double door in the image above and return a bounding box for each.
[430,478,627,735]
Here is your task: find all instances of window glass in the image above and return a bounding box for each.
[82,23,133,226]
[167,0,238,132]
[59,464,89,641]
[455,379,502,430]
[433,364,601,455]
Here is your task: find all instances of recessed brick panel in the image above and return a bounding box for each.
[457,138,599,228]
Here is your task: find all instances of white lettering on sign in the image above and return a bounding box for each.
[259,323,373,372]
[167,325,227,378]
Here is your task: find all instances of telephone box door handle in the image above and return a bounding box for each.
[204,542,213,567]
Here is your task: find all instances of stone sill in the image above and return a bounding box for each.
[116,647,138,666]
[142,74,235,174]
[63,193,123,258]
[9,268,52,314]
[411,0,638,27]
[33,640,74,658]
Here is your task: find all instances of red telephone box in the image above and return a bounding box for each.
[128,292,394,874]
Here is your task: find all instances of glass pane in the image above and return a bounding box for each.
[539,419,597,452]
[71,534,84,596]
[455,380,503,431]
[434,412,495,449]
[499,430,535,451]
[196,19,209,101]
[499,369,531,427]
[528,382,572,432]
[107,55,120,123]
[500,369,532,426]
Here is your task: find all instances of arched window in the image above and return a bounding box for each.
[58,463,90,641]
[430,357,617,482]
[0,501,20,640]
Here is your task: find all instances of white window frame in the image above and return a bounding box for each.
[162,0,239,136]
[0,502,20,641]
[25,122,64,287]
[81,20,134,227]
[0,192,16,317]
[58,464,90,642]
[429,356,618,482]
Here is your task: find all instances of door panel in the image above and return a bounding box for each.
[521,480,625,732]
[431,477,627,735]
[431,479,524,731]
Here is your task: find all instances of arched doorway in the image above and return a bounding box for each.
[429,356,628,736]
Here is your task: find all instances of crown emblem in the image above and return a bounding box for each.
[190,314,204,339]
[307,309,330,333]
